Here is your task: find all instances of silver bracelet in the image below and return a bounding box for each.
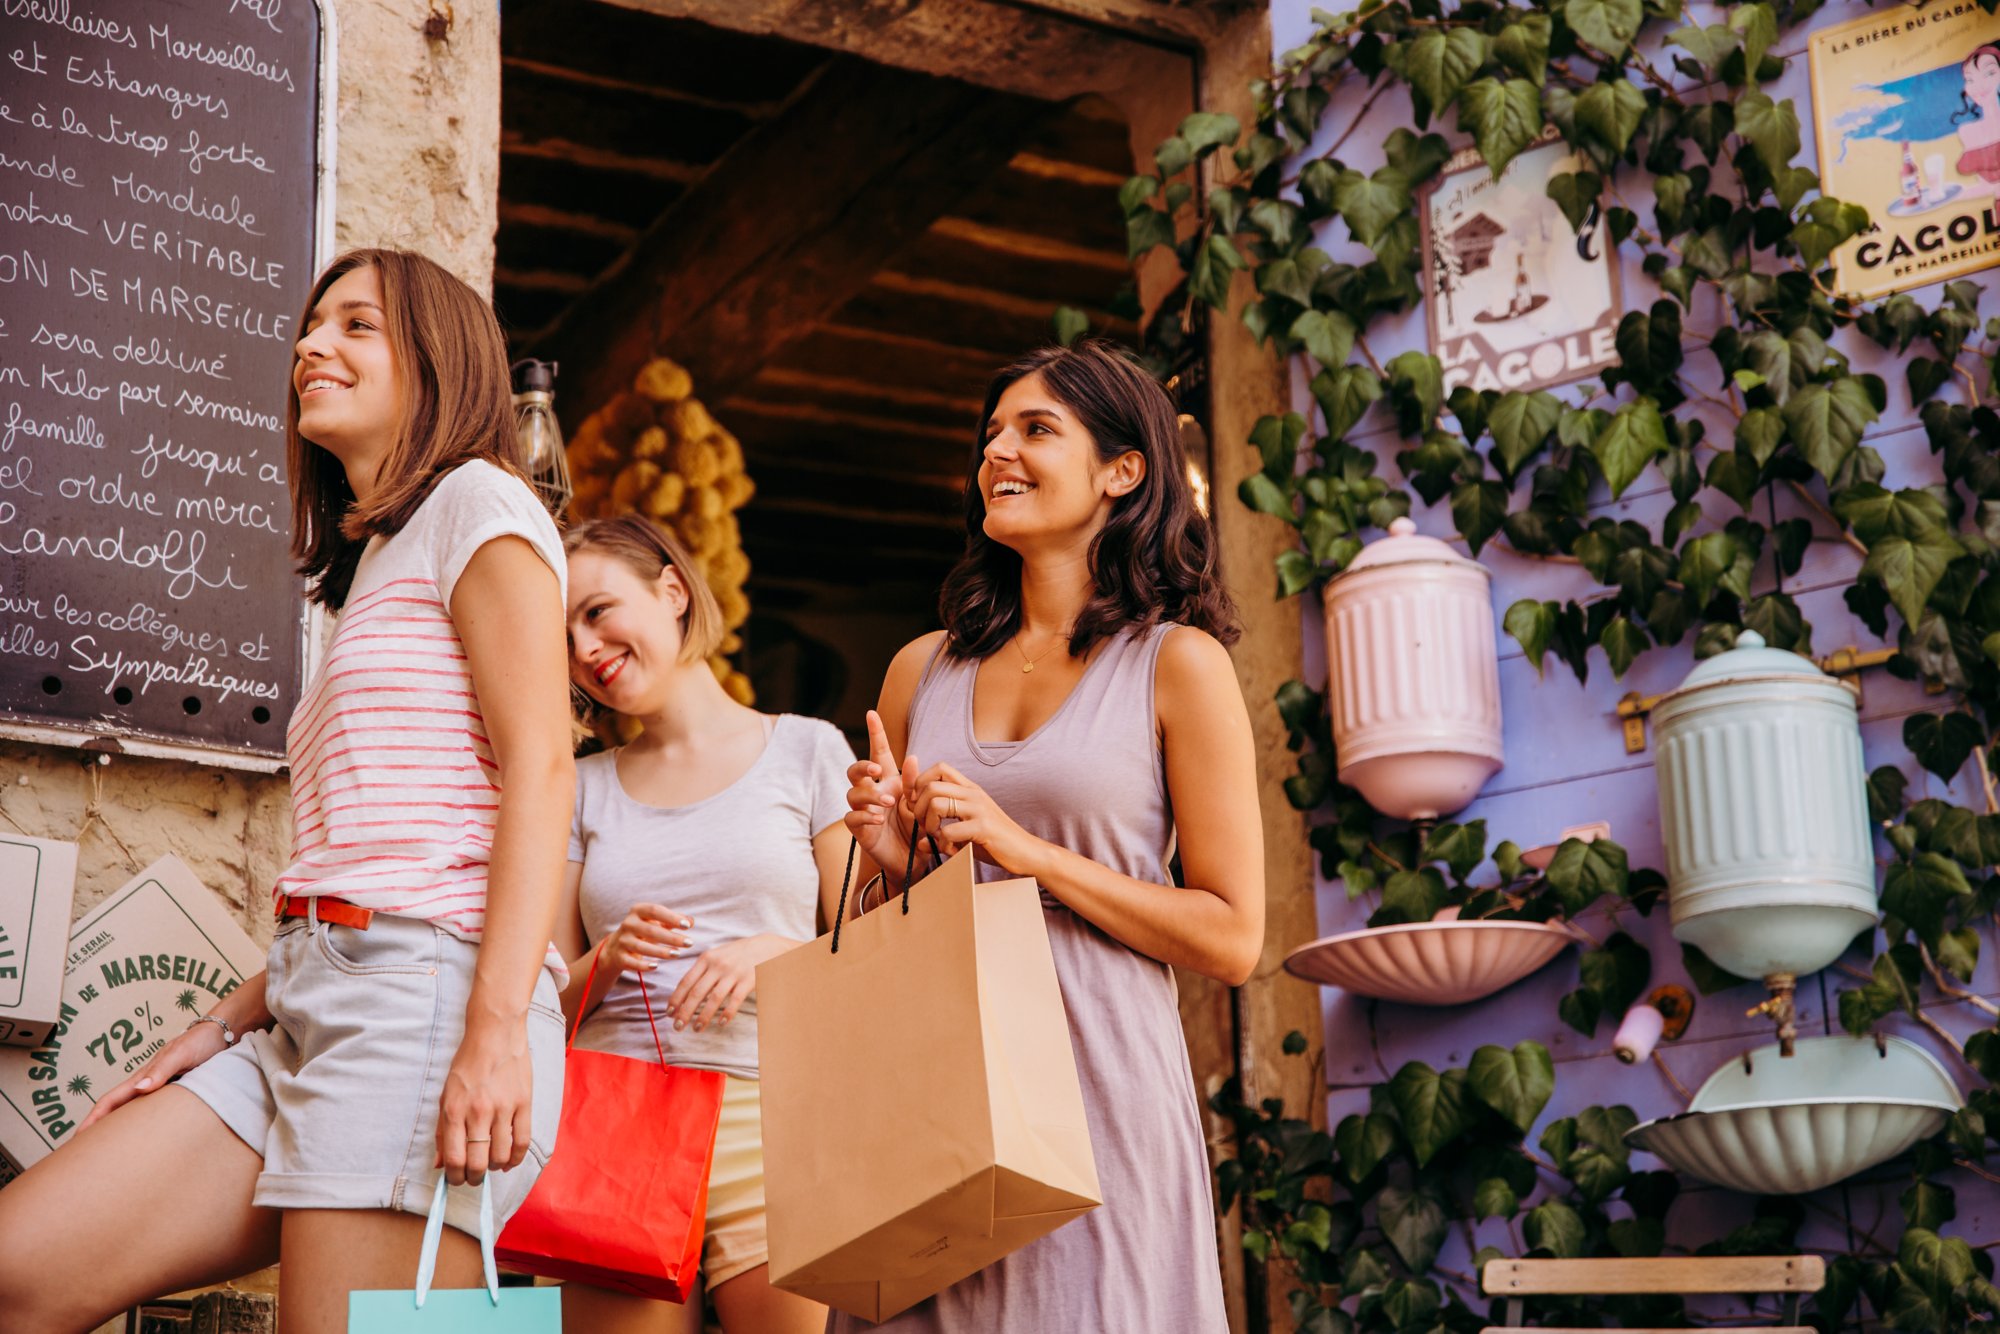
[188,1013,238,1046]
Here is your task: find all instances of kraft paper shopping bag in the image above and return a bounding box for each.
[758,843,1100,1322]
[348,1174,562,1332]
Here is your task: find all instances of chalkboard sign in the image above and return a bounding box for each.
[0,0,329,763]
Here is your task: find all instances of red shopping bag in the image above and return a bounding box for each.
[496,946,725,1302]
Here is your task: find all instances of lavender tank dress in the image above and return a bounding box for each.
[828,622,1230,1333]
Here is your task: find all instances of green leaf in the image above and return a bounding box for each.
[1051,306,1089,347]
[1909,357,1953,404]
[1591,399,1668,499]
[1524,1199,1587,1259]
[1386,351,1445,434]
[1402,28,1489,127]
[1468,1042,1555,1133]
[1578,932,1653,1025]
[1117,174,1159,215]
[1333,1112,1399,1184]
[1735,91,1801,176]
[1938,926,1980,983]
[1451,480,1509,557]
[1735,406,1786,467]
[1564,0,1643,58]
[1608,1217,1666,1258]
[1188,233,1246,310]
[1388,1062,1474,1167]
[1126,207,1176,261]
[1377,1185,1448,1273]
[1457,78,1544,178]
[1489,390,1562,480]
[1668,22,1740,71]
[1677,531,1740,610]
[1547,171,1602,232]
[1783,379,1878,481]
[1290,309,1357,371]
[1422,819,1488,880]
[1905,1179,1958,1232]
[1275,550,1318,597]
[1473,1177,1518,1221]
[1544,836,1629,914]
[1178,111,1241,155]
[1576,79,1647,157]
[1835,485,1951,547]
[1904,712,1984,782]
[1869,766,1911,824]
[1729,2,1778,75]
[1505,600,1558,675]
[1311,366,1382,441]
[1864,528,1967,628]
[1495,12,1552,83]
[1600,616,1649,679]
[1379,867,1450,924]
[1239,472,1294,520]
[1154,135,1193,179]
[1331,167,1412,250]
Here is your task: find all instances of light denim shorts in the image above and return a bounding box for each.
[177,907,567,1239]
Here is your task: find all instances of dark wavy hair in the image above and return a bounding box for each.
[288,248,525,610]
[938,340,1239,659]
[1954,46,2000,125]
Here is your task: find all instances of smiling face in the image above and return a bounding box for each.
[977,371,1143,552]
[566,547,692,716]
[292,264,401,468]
[1969,50,2000,105]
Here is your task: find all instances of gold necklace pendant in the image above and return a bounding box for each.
[1021,660,1035,673]
[1013,630,1062,674]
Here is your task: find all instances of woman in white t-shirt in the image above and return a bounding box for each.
[556,513,856,1334]
[0,248,575,1328]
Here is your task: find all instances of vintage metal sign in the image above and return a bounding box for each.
[0,836,77,1049]
[1418,127,1622,395]
[1811,1,2000,299]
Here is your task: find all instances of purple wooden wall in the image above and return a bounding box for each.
[1268,0,1998,1298]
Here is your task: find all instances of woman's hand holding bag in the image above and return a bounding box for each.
[348,1174,562,1331]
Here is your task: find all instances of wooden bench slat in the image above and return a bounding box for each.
[1481,1255,1826,1295]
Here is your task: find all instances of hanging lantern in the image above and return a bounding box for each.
[511,358,573,519]
[1653,630,1878,1054]
[1322,518,1503,820]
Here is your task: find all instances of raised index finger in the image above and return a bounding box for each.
[866,709,897,769]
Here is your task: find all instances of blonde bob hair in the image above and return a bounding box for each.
[563,513,725,681]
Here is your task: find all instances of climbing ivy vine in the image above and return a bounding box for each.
[1109,0,2000,1329]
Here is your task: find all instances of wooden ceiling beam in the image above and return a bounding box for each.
[500,55,790,118]
[500,135,702,185]
[535,56,1055,424]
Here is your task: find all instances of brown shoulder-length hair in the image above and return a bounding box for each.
[939,340,1239,659]
[287,247,524,609]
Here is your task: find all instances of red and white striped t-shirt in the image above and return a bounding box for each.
[275,460,567,976]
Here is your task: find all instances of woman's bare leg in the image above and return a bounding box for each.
[0,1087,278,1334]
[559,1281,704,1334]
[709,1264,824,1334]
[276,1207,486,1334]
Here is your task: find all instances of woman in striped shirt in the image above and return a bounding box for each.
[0,248,577,1331]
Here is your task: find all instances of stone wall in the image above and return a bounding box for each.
[4,0,501,937]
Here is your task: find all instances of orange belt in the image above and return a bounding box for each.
[277,895,375,930]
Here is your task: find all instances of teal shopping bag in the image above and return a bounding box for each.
[348,1174,562,1332]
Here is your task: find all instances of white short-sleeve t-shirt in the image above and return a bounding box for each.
[277,460,568,975]
[568,714,855,1078]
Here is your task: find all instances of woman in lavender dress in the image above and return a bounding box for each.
[840,340,1265,1332]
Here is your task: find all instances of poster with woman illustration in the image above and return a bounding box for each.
[1418,126,1622,395]
[1810,1,2000,298]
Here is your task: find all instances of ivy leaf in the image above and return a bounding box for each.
[1378,867,1450,924]
[1591,399,1668,498]
[1275,550,1318,597]
[1909,357,1953,404]
[1505,599,1558,675]
[1401,28,1489,128]
[1705,451,1759,511]
[1784,378,1879,481]
[1735,406,1786,467]
[1388,1063,1474,1167]
[1495,12,1553,84]
[1524,1199,1587,1259]
[1238,473,1294,521]
[1189,233,1247,310]
[1457,78,1544,177]
[1668,23,1739,71]
[1609,1218,1666,1258]
[1863,528,1967,628]
[1468,1041,1555,1133]
[1489,390,1562,481]
[1126,207,1176,260]
[1735,91,1801,176]
[1422,819,1488,880]
[1614,300,1684,392]
[1599,616,1649,679]
[1333,1112,1399,1184]
[1677,531,1741,610]
[1451,480,1509,556]
[1563,0,1644,58]
[1387,351,1445,433]
[1311,366,1382,441]
[1331,167,1413,250]
[1473,1177,1519,1221]
[1904,1180,1958,1232]
[1576,79,1647,157]
[1544,836,1629,915]
[1051,306,1090,347]
[1577,932,1653,1026]
[1547,171,1602,232]
[1937,926,1980,983]
[1290,309,1357,372]
[1377,1185,1449,1273]
[1178,111,1242,156]
[1729,2,1778,75]
[1869,766,1911,824]
[1835,485,1951,547]
[1904,712,1984,781]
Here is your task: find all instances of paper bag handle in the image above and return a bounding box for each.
[829,828,944,954]
[412,1172,500,1308]
[571,937,669,1067]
